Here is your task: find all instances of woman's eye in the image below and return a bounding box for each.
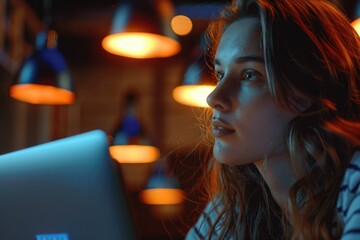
[215,71,224,82]
[241,70,261,82]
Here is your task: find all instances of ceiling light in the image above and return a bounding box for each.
[139,163,185,205]
[109,94,160,163]
[10,31,75,105]
[173,53,215,108]
[171,15,193,36]
[102,0,181,59]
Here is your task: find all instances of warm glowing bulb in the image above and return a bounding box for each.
[109,145,160,163]
[139,188,185,205]
[102,32,181,58]
[172,85,215,107]
[352,18,360,36]
[10,84,75,105]
[171,15,193,36]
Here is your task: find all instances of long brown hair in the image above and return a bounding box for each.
[203,0,360,239]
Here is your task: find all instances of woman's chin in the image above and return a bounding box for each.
[213,146,237,166]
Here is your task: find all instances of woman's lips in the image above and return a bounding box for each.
[211,118,235,137]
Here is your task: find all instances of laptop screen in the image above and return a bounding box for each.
[0,130,137,240]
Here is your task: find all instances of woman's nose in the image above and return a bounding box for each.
[206,82,234,112]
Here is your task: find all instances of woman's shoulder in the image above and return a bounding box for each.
[337,151,360,208]
[341,151,360,192]
[185,198,224,240]
[337,151,360,239]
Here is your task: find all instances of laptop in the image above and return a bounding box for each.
[0,130,137,240]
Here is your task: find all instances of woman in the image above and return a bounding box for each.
[186,0,360,239]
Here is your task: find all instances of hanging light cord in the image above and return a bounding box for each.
[42,0,52,29]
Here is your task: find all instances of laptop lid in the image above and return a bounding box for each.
[0,130,137,240]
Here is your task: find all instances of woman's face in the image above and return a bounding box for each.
[207,17,296,166]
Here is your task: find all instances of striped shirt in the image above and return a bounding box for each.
[186,152,360,240]
[337,151,360,240]
[186,199,224,240]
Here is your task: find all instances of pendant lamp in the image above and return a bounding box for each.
[10,31,75,105]
[173,34,215,107]
[139,162,185,205]
[172,53,215,108]
[348,0,360,36]
[109,94,160,164]
[102,0,181,59]
[352,18,360,36]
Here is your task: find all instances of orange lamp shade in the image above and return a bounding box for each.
[10,84,75,105]
[109,145,160,164]
[172,85,215,108]
[139,188,185,205]
[103,0,180,59]
[110,94,160,164]
[102,32,180,59]
[10,32,75,105]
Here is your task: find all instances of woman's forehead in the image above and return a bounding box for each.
[215,17,263,64]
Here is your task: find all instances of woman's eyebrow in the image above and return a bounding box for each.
[235,55,264,63]
[214,55,264,66]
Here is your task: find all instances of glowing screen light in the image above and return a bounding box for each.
[36,233,70,240]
